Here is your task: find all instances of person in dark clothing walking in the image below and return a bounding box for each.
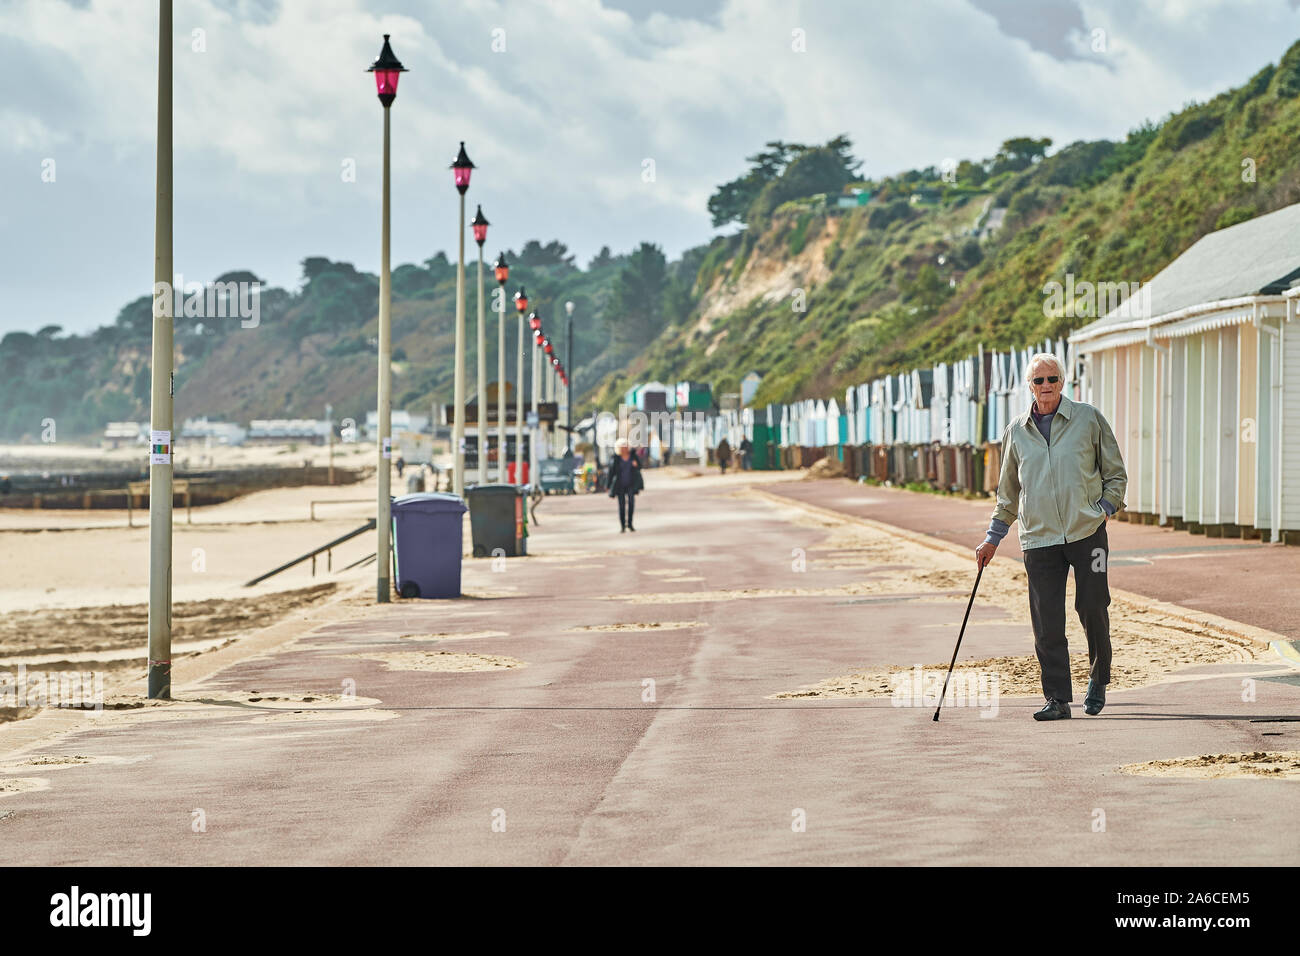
[716,437,731,475]
[606,438,644,532]
[739,436,753,470]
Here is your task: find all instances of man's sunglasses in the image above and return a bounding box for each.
[1032,376,1060,385]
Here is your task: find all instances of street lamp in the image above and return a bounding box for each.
[540,336,551,406]
[529,311,543,489]
[494,252,509,483]
[565,300,575,453]
[450,141,475,497]
[553,353,564,413]
[367,32,407,604]
[471,204,489,485]
[513,286,528,484]
[541,336,554,411]
[147,0,175,697]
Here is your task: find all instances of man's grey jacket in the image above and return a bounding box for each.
[990,393,1128,550]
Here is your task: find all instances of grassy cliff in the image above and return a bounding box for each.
[589,41,1300,410]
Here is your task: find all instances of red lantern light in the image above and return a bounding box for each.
[471,206,489,246]
[366,35,407,108]
[528,312,541,332]
[544,340,554,355]
[494,253,509,285]
[514,288,528,313]
[451,141,474,194]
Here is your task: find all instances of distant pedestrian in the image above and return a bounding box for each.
[607,438,643,532]
[395,456,406,478]
[739,436,753,470]
[975,354,1128,722]
[716,437,731,475]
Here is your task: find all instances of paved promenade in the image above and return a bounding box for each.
[2,470,1296,865]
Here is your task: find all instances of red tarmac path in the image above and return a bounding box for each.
[763,475,1300,642]
[1,469,1296,866]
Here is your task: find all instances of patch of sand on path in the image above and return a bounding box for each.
[398,631,508,642]
[346,651,525,672]
[736,488,1271,700]
[772,626,1264,698]
[246,708,399,724]
[65,690,389,724]
[0,583,337,673]
[1117,751,1300,779]
[565,621,704,633]
[0,777,49,797]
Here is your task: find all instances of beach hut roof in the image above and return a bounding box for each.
[1075,201,1300,338]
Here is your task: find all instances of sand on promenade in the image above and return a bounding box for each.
[743,488,1272,699]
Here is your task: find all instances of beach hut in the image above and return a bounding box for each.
[1070,201,1300,541]
[829,397,845,449]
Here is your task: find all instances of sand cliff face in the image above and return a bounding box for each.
[694,213,840,335]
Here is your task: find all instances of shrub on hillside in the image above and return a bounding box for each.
[1215,205,1258,229]
[1273,39,1300,99]
[867,198,914,230]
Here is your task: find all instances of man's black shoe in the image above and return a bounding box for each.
[628,524,636,532]
[1033,699,1071,721]
[1084,679,1106,715]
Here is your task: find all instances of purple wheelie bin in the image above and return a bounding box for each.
[391,492,468,599]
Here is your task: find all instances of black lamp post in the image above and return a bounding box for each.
[471,205,490,484]
[564,300,576,452]
[366,33,407,603]
[493,252,509,480]
[512,286,529,484]
[528,310,543,489]
[450,141,475,495]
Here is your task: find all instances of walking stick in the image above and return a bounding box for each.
[933,561,984,722]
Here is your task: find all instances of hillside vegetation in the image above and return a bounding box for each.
[590,39,1300,409]
[0,239,691,440]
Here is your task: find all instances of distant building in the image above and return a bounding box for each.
[675,381,713,412]
[181,417,246,446]
[835,188,871,209]
[246,419,331,445]
[741,371,763,406]
[103,421,146,449]
[624,382,674,412]
[366,410,430,441]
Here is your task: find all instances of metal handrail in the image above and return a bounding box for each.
[243,518,377,586]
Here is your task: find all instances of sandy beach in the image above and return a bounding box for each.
[0,442,398,722]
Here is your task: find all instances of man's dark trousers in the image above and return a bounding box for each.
[617,491,635,528]
[1023,521,1112,702]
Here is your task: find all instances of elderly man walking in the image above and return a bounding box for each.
[975,354,1128,721]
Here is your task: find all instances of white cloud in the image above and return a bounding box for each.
[1,0,1298,333]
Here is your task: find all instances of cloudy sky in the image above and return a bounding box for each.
[3,0,1300,334]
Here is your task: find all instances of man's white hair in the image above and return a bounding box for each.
[1024,352,1064,385]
